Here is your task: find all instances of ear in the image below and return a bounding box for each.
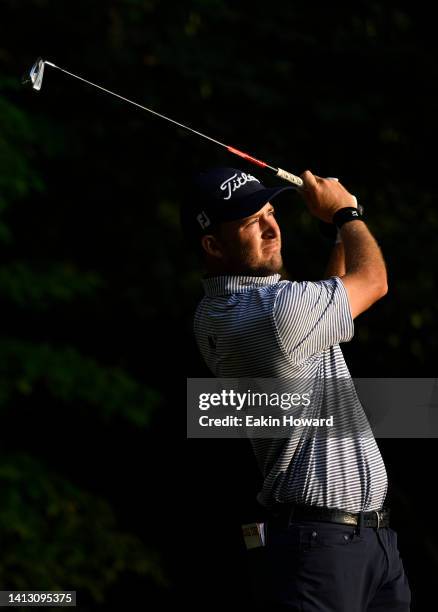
[201,234,223,259]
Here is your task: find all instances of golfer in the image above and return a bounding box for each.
[182,167,411,611]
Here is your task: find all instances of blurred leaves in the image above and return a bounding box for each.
[0,262,103,309]
[0,7,166,601]
[0,96,45,206]
[0,453,168,601]
[0,339,160,425]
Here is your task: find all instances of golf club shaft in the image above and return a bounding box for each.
[43,61,303,189]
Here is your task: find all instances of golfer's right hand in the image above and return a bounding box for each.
[300,170,357,223]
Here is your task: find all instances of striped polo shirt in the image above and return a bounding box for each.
[194,274,387,512]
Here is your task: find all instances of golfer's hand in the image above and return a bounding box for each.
[299,170,357,223]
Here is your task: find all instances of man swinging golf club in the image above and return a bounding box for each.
[22,56,410,611]
[182,167,411,611]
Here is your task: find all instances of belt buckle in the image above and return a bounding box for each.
[373,510,381,529]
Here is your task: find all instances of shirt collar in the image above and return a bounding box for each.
[202,274,281,297]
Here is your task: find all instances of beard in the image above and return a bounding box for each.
[230,246,283,276]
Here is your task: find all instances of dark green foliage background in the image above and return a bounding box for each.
[0,1,436,609]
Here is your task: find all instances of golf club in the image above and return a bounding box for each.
[22,58,304,189]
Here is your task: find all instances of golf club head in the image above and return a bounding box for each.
[22,58,45,91]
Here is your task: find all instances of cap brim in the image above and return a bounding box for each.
[215,185,295,223]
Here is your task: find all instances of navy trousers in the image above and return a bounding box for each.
[247,517,411,611]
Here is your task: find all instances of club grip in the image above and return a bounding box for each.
[276,167,303,189]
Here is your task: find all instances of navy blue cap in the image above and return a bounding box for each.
[180,167,294,238]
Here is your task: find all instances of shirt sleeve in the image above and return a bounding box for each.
[273,276,354,363]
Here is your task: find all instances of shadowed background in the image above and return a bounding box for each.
[0,0,437,609]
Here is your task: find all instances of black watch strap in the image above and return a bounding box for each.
[332,206,363,229]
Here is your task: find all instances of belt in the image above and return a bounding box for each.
[270,503,390,529]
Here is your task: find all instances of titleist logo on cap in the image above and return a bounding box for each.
[220,172,260,200]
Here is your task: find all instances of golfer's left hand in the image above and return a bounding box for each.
[300,170,357,223]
